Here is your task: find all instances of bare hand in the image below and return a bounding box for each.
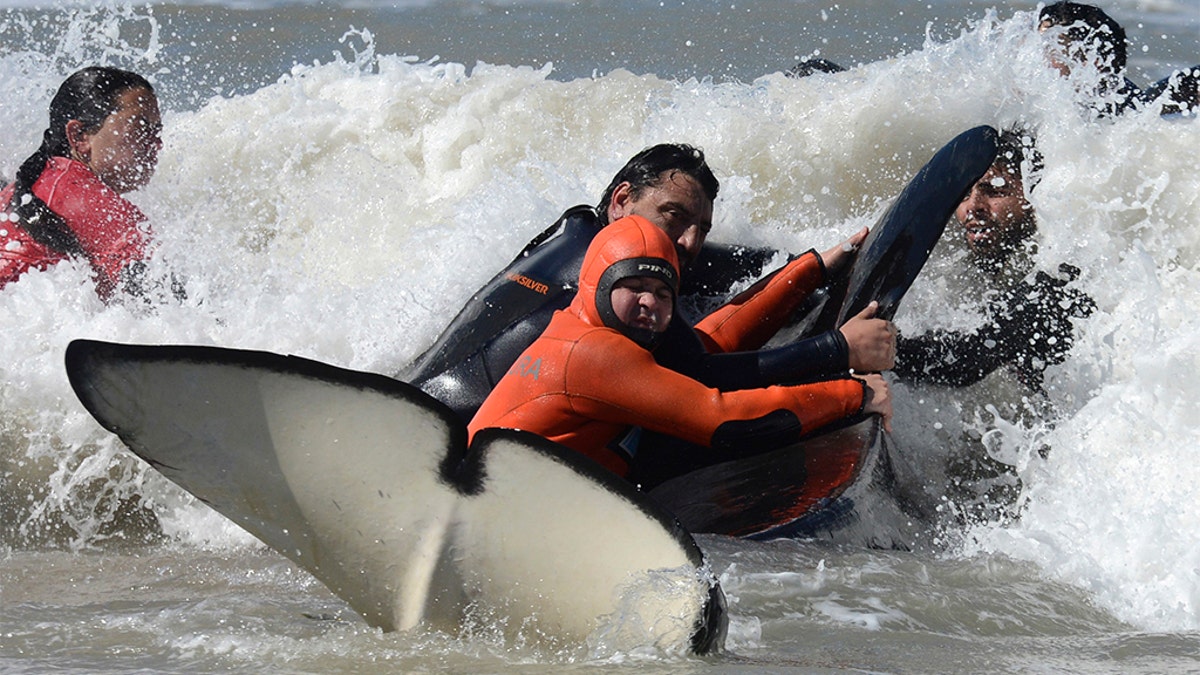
[819,226,869,275]
[856,373,893,433]
[840,301,896,372]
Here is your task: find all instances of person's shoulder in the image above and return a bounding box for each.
[568,324,654,364]
[553,204,602,238]
[535,318,620,381]
[39,158,146,241]
[564,321,622,348]
[517,205,599,257]
[44,156,98,184]
[40,158,132,210]
[560,204,599,221]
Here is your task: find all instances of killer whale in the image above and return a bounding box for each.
[65,339,726,653]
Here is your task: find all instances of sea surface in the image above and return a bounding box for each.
[1,0,1199,672]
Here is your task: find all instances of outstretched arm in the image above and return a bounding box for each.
[655,314,851,390]
[571,331,869,454]
[692,249,828,353]
[894,269,1094,389]
[663,228,894,389]
[692,227,871,354]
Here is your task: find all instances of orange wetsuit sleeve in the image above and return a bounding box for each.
[693,249,826,353]
[565,330,864,449]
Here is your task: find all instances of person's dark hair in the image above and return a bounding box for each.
[786,58,846,79]
[1038,1,1127,75]
[596,143,719,225]
[8,66,154,256]
[994,127,1043,190]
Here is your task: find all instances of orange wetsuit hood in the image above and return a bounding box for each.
[570,214,679,349]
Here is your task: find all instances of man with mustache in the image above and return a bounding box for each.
[407,143,895,424]
[894,129,1094,392]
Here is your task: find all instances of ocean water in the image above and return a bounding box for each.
[1,0,1199,672]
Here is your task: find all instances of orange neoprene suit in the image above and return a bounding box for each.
[693,248,827,353]
[468,215,866,478]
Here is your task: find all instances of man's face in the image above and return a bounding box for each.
[607,170,714,270]
[1040,21,1078,77]
[1039,20,1117,78]
[955,163,1035,263]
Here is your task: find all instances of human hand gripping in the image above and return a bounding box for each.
[840,301,896,372]
[818,226,869,275]
[856,373,893,433]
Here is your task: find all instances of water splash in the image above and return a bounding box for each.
[0,2,1198,638]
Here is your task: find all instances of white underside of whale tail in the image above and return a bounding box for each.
[65,340,723,653]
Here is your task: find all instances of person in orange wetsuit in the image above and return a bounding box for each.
[468,215,892,480]
[407,144,896,426]
[0,66,162,300]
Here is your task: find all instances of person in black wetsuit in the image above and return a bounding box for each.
[1143,65,1199,116]
[894,129,1094,392]
[1037,2,1142,118]
[1036,3,1196,118]
[403,143,896,429]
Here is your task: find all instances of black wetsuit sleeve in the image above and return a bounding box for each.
[710,410,803,452]
[895,265,1094,389]
[654,314,850,390]
[708,375,867,453]
[894,329,1011,388]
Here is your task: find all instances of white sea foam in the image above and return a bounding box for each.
[0,3,1198,640]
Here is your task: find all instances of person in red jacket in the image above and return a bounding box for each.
[468,215,891,480]
[0,66,162,299]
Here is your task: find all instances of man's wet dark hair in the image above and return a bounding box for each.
[786,58,846,79]
[1038,1,1127,75]
[596,143,719,225]
[9,66,154,256]
[995,127,1044,190]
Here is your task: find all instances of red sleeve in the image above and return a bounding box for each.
[692,249,826,353]
[0,185,64,289]
[0,230,60,289]
[564,329,864,446]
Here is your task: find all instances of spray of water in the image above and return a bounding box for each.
[0,2,1197,635]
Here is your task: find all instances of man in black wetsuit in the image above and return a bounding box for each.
[894,130,1094,392]
[1037,1,1142,118]
[1144,66,1199,116]
[1037,2,1198,118]
[403,143,896,427]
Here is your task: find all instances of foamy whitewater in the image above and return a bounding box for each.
[1,1,1199,672]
